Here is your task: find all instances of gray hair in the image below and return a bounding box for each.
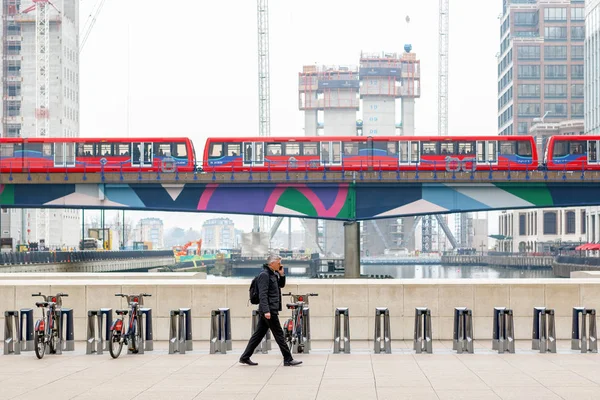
[267,253,282,264]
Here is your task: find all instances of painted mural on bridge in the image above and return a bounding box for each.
[2,182,600,220]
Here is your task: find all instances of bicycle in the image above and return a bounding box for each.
[282,292,318,353]
[32,292,69,359]
[108,293,152,359]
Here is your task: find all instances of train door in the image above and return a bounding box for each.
[476,140,498,166]
[131,142,153,167]
[588,140,598,165]
[398,140,420,165]
[53,143,75,167]
[320,141,341,166]
[243,142,264,166]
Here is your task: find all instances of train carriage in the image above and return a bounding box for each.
[544,135,600,171]
[0,137,196,173]
[202,135,538,172]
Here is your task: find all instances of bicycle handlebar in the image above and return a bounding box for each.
[282,292,318,297]
[32,292,69,301]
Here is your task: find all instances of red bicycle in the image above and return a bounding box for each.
[109,293,151,358]
[32,292,69,359]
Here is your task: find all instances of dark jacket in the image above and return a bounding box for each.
[257,264,286,314]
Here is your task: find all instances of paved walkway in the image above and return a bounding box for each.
[0,340,599,400]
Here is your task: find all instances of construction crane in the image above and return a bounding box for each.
[80,0,107,53]
[438,0,449,137]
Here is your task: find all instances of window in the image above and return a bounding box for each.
[581,211,586,234]
[544,45,567,60]
[303,143,318,156]
[209,143,223,159]
[571,45,584,60]
[100,144,112,156]
[439,142,454,155]
[43,144,52,157]
[154,143,170,156]
[518,122,529,134]
[386,142,398,156]
[543,212,558,235]
[518,65,540,79]
[544,65,567,79]
[544,84,567,98]
[553,140,585,157]
[7,101,20,117]
[79,143,96,157]
[500,142,515,155]
[172,143,187,157]
[0,144,14,157]
[571,26,585,40]
[116,144,129,156]
[517,45,540,60]
[284,143,300,156]
[266,143,282,156]
[518,103,540,117]
[545,103,567,117]
[226,143,240,157]
[518,84,540,98]
[571,84,584,98]
[571,65,584,79]
[566,211,576,234]
[544,26,567,40]
[571,103,584,117]
[519,214,526,236]
[571,7,584,21]
[421,142,438,155]
[517,141,532,156]
[457,142,475,155]
[544,8,567,21]
[343,142,358,156]
[514,11,538,25]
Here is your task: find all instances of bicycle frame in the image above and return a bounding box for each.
[109,293,150,355]
[283,292,317,353]
[32,292,68,358]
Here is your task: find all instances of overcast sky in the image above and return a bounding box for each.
[79,0,502,235]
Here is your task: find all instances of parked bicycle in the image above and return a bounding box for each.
[108,293,151,359]
[282,292,318,353]
[32,292,69,359]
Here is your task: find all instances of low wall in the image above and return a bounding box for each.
[553,256,600,278]
[1,277,599,342]
[442,255,553,268]
[0,257,175,273]
[0,272,205,280]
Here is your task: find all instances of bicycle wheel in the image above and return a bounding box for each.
[109,330,123,359]
[34,330,45,359]
[49,330,59,354]
[128,317,141,354]
[283,319,293,351]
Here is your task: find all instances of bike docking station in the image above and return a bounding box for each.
[4,311,20,355]
[571,307,597,353]
[374,307,392,354]
[86,308,113,355]
[453,307,474,354]
[333,307,350,354]
[532,307,557,353]
[493,307,515,354]
[251,309,271,354]
[169,308,193,354]
[210,308,232,354]
[414,307,433,354]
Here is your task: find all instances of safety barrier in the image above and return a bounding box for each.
[210,308,232,354]
[251,310,271,354]
[373,307,391,354]
[169,308,193,354]
[19,308,33,351]
[414,307,432,354]
[86,310,104,355]
[532,307,556,353]
[453,307,473,354]
[4,311,20,355]
[333,307,350,354]
[492,307,515,354]
[572,307,597,353]
[58,308,75,352]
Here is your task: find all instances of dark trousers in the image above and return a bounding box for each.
[241,312,293,362]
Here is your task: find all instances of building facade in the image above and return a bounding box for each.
[498,0,585,136]
[0,0,80,249]
[134,218,164,250]
[586,0,600,134]
[201,218,236,251]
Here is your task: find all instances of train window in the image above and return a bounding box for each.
[227,143,240,157]
[343,142,358,156]
[399,142,409,163]
[100,144,112,156]
[373,142,388,153]
[440,142,454,155]
[421,142,438,155]
[487,142,498,162]
[154,143,170,156]
[588,141,598,163]
[267,143,282,156]
[457,142,475,155]
[303,143,318,156]
[552,141,569,157]
[43,143,52,157]
[116,144,129,156]
[321,142,330,161]
[0,144,14,157]
[79,143,96,157]
[387,142,397,156]
[411,142,420,162]
[569,141,585,154]
[476,142,486,162]
[24,143,43,154]
[499,142,515,155]
[173,143,187,157]
[209,143,224,158]
[516,141,532,156]
[284,143,300,156]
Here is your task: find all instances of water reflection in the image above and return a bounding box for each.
[361,264,557,279]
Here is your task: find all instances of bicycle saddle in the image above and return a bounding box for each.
[286,303,299,309]
[116,309,129,315]
[35,302,49,308]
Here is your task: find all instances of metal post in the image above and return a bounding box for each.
[533,307,556,353]
[122,210,126,249]
[19,308,34,351]
[344,221,360,278]
[453,307,473,354]
[414,307,433,354]
[86,310,102,355]
[374,307,391,354]
[333,307,350,354]
[4,311,20,355]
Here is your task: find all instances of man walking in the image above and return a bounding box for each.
[240,253,302,366]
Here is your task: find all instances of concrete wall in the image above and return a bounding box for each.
[1,278,599,343]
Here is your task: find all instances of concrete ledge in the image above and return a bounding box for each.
[570,271,600,278]
[0,272,205,280]
[1,278,599,342]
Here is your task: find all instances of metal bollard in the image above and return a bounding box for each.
[19,308,34,351]
[374,307,391,354]
[251,309,271,354]
[532,307,556,353]
[210,308,231,354]
[572,307,598,353]
[414,307,432,354]
[59,308,74,352]
[333,307,350,354]
[492,307,515,354]
[453,307,474,354]
[169,308,193,355]
[100,308,112,351]
[4,311,21,355]
[86,310,103,355]
[302,306,312,352]
[140,308,153,351]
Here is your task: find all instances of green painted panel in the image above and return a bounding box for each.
[493,183,554,206]
[0,185,15,205]
[277,188,318,216]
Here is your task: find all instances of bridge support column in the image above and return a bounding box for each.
[344,221,360,279]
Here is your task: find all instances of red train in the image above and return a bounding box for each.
[202,135,539,172]
[544,135,600,170]
[0,137,196,172]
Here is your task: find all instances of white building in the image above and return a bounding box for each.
[0,0,80,249]
[133,218,164,250]
[201,218,236,251]
[586,0,600,134]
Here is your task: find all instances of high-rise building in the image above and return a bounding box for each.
[134,218,164,250]
[202,218,236,251]
[586,0,600,134]
[498,0,585,138]
[0,0,80,249]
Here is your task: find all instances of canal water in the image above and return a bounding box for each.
[361,264,556,279]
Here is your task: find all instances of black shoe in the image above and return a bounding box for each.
[284,360,302,366]
[239,358,258,366]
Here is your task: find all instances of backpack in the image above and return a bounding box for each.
[249,274,261,305]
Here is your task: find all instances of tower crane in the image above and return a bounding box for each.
[80,0,107,53]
